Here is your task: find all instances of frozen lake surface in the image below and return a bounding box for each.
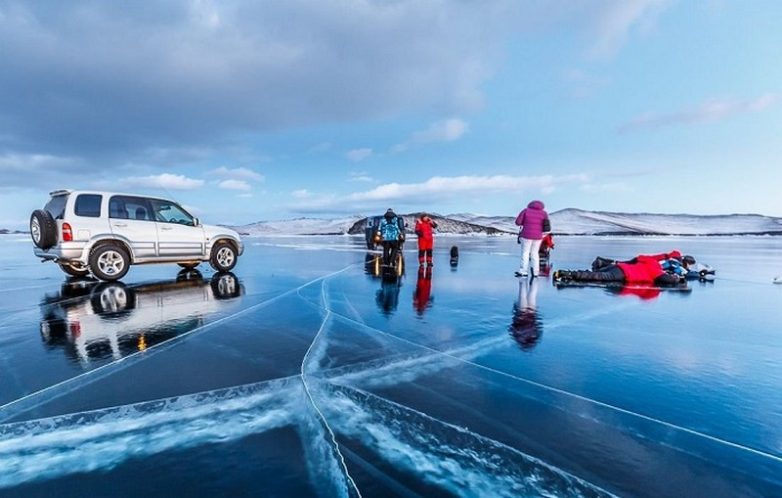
[0,234,780,497]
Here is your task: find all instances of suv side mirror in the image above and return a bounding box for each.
[193,217,201,226]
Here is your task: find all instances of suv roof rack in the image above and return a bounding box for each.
[49,189,73,196]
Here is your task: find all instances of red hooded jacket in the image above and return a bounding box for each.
[616,256,666,283]
[415,218,437,250]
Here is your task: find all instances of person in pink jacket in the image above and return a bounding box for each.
[514,200,550,277]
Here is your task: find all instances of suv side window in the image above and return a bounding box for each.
[74,194,102,218]
[44,195,68,220]
[109,196,153,221]
[149,199,195,226]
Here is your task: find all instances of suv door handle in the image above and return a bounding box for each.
[113,223,127,228]
[160,226,174,231]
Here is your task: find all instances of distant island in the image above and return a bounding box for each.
[231,208,782,237]
[0,229,27,235]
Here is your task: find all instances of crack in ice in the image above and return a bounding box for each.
[0,265,357,424]
[300,278,362,498]
[308,272,782,465]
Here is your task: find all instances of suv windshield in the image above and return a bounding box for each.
[44,195,69,220]
[149,199,195,226]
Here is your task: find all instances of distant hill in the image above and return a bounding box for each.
[231,209,782,236]
[0,229,27,235]
[347,213,508,236]
[450,209,782,236]
[553,209,782,235]
[232,216,364,236]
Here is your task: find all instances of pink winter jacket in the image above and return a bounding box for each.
[515,200,548,240]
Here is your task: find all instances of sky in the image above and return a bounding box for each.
[1,0,781,229]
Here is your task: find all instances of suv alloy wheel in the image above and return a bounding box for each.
[210,241,237,273]
[89,243,131,281]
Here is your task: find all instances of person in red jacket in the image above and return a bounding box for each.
[554,250,685,285]
[415,214,438,266]
[539,233,555,261]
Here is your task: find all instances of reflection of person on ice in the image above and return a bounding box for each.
[515,200,550,277]
[509,277,542,350]
[554,251,692,285]
[379,209,404,267]
[413,266,433,315]
[415,213,437,267]
[376,277,401,315]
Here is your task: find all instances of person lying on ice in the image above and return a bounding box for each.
[554,251,693,285]
[590,251,711,279]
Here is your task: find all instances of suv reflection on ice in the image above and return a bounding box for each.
[39,271,243,365]
[30,190,244,281]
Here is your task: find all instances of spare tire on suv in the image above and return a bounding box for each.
[30,209,58,249]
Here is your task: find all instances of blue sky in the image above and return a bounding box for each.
[1,0,781,229]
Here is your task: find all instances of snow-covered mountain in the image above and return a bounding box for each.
[232,209,782,236]
[347,213,508,236]
[232,216,364,236]
[553,209,782,235]
[450,209,782,236]
[446,213,518,233]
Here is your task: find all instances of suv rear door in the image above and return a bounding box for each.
[71,193,110,241]
[147,198,205,258]
[108,195,158,259]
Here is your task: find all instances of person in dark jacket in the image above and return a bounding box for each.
[379,209,404,267]
[554,251,691,285]
[515,200,550,277]
[415,213,438,266]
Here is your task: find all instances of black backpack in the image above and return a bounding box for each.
[542,217,551,233]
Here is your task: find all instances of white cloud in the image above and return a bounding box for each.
[349,171,374,183]
[218,179,252,191]
[0,153,83,190]
[237,193,253,198]
[619,93,778,133]
[0,153,74,171]
[392,118,468,153]
[212,166,265,182]
[290,173,589,212]
[350,174,585,202]
[590,0,671,59]
[119,173,204,190]
[346,148,373,162]
[413,118,469,143]
[0,1,519,158]
[291,189,311,199]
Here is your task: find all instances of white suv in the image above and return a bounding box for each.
[31,190,244,281]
